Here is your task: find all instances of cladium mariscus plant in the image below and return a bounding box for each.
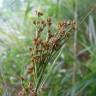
[18,11,76,96]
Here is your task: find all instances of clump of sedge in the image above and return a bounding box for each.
[19,11,76,96]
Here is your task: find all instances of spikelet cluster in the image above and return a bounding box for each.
[28,12,76,75]
[19,11,76,96]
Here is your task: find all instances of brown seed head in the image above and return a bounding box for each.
[47,17,52,26]
[33,20,36,25]
[29,47,32,51]
[71,20,76,30]
[33,38,42,46]
[27,69,33,74]
[64,32,71,38]
[43,41,50,50]
[67,20,71,25]
[36,11,43,17]
[38,27,43,33]
[37,20,40,25]
[49,36,59,46]
[47,17,51,22]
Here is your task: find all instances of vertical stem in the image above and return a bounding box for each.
[72,0,78,84]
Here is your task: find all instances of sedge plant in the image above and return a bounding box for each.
[17,11,76,96]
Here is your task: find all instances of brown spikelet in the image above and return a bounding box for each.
[36,11,43,17]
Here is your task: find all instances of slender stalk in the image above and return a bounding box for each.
[72,0,78,84]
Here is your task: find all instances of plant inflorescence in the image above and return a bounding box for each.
[18,11,76,96]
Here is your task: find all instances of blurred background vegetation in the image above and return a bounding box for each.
[0,0,96,96]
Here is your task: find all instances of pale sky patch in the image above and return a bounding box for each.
[0,0,3,8]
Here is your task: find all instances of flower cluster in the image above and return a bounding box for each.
[19,11,76,96]
[30,14,75,71]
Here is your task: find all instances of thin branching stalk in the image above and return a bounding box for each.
[72,0,78,85]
